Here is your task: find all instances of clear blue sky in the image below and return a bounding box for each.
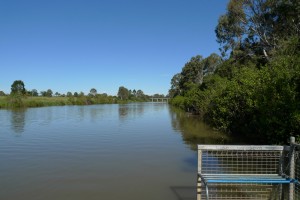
[0,0,229,96]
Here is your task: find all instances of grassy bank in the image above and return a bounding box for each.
[0,96,120,109]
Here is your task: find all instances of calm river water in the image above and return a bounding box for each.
[0,103,232,200]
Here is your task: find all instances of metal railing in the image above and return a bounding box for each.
[197,137,300,200]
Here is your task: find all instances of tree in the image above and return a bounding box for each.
[179,55,204,92]
[215,0,300,60]
[74,92,78,97]
[40,91,47,97]
[31,89,38,96]
[118,86,129,100]
[67,92,73,97]
[136,89,144,98]
[0,91,6,96]
[11,80,26,95]
[169,73,182,98]
[203,53,222,75]
[89,88,97,96]
[132,89,137,97]
[46,89,53,97]
[55,92,60,96]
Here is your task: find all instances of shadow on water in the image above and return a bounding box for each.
[170,186,196,200]
[10,108,26,135]
[169,107,246,150]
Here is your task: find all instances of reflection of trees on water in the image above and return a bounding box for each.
[10,109,26,134]
[169,107,236,150]
[118,104,145,121]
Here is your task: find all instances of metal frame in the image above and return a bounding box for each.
[197,141,298,200]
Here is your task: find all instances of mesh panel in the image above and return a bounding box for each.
[198,183,280,200]
[201,150,282,175]
[197,146,286,200]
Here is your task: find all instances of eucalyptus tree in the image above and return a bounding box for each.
[169,73,182,98]
[118,86,129,100]
[215,0,300,60]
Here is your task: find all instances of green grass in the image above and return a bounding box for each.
[0,96,7,108]
[0,95,152,109]
[0,95,136,109]
[23,96,71,107]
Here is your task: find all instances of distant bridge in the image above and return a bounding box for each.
[150,98,169,103]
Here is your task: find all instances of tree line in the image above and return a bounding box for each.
[0,80,166,108]
[169,0,300,144]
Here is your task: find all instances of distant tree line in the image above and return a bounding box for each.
[169,0,300,144]
[0,80,165,108]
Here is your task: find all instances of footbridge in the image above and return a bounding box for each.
[150,98,169,103]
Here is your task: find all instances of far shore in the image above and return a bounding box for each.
[0,96,151,109]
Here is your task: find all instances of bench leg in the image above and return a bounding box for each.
[197,175,201,200]
[204,182,209,200]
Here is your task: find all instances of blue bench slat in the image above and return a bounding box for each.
[199,173,296,184]
[206,179,292,184]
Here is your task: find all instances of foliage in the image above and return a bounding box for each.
[216,0,300,60]
[169,53,222,98]
[89,88,97,96]
[46,89,53,97]
[6,93,25,108]
[30,89,39,96]
[169,0,300,144]
[117,86,129,100]
[11,80,26,95]
[0,91,6,96]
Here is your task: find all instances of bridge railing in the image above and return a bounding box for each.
[150,98,169,103]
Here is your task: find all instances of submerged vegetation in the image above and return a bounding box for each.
[169,0,300,144]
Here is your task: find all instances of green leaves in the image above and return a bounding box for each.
[11,80,26,95]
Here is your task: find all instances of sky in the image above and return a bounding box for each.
[0,0,229,96]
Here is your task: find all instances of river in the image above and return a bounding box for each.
[0,103,233,200]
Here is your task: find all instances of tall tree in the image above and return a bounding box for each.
[132,89,137,97]
[89,88,97,96]
[169,73,182,98]
[11,80,26,95]
[179,55,204,92]
[136,89,144,98]
[118,86,129,100]
[216,0,300,60]
[203,53,223,75]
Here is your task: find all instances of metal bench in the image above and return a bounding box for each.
[197,139,299,200]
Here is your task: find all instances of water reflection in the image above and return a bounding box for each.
[10,109,26,134]
[118,103,145,121]
[169,107,233,150]
[0,104,227,200]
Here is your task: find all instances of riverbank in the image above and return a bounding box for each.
[0,96,148,109]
